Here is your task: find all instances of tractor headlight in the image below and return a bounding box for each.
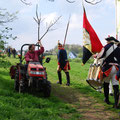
[36,72,45,75]
[30,71,35,74]
[30,71,45,75]
[40,72,45,75]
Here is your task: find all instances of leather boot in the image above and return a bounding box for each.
[57,71,62,84]
[65,72,70,86]
[113,85,119,109]
[103,82,110,104]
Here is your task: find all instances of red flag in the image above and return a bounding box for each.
[82,7,103,64]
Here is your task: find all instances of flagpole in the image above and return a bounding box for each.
[115,0,118,39]
[82,0,85,11]
[63,15,71,48]
[82,0,84,7]
[81,0,84,66]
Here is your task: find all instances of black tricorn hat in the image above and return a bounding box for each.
[105,36,119,43]
[58,40,62,47]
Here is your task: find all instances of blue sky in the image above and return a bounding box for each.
[0,0,116,50]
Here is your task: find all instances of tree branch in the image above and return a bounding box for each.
[36,5,39,21]
[0,10,17,25]
[66,0,75,3]
[48,0,102,5]
[33,17,38,23]
[39,16,61,41]
[34,5,46,41]
[85,0,102,5]
[33,4,61,42]
[20,0,31,5]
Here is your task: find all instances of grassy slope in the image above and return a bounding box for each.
[0,57,80,120]
[0,55,120,120]
[45,56,120,113]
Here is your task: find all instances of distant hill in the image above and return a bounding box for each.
[46,44,83,58]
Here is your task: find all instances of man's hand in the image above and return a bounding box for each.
[29,59,33,62]
[57,65,61,71]
[93,54,97,58]
[38,40,43,47]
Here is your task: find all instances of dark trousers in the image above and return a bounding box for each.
[57,71,70,84]
[104,82,119,107]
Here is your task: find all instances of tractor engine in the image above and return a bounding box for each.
[28,62,46,79]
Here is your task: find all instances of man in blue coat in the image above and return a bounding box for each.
[97,36,120,109]
[57,41,70,86]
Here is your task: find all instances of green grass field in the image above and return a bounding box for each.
[0,56,81,120]
[0,56,120,120]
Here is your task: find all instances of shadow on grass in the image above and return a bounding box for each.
[51,83,120,113]
[52,83,103,102]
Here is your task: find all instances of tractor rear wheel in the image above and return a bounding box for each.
[43,81,51,97]
[14,71,19,92]
[19,79,26,93]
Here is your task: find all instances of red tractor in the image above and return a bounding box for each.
[10,44,51,97]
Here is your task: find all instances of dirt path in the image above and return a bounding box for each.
[52,83,120,120]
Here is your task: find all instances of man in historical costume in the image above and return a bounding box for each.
[12,48,17,58]
[97,36,120,109]
[109,81,113,96]
[25,41,44,64]
[57,41,70,86]
[8,47,11,57]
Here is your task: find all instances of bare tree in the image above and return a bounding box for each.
[39,16,61,41]
[20,0,102,5]
[0,9,17,25]
[33,5,43,41]
[33,5,61,41]
[0,8,17,50]
[66,0,75,3]
[20,0,31,5]
[48,0,102,5]
[84,0,102,5]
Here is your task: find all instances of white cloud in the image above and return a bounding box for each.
[105,0,115,5]
[8,33,36,50]
[70,13,82,29]
[97,30,116,46]
[43,12,59,26]
[1,0,117,51]
[19,0,39,6]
